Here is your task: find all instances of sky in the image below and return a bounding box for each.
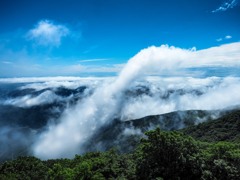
[0,0,239,77]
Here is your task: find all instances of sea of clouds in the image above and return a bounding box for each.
[1,43,240,160]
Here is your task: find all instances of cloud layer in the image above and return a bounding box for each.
[1,76,240,160]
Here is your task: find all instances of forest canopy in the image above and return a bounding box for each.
[1,127,240,180]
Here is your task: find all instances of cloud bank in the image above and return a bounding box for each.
[27,20,69,47]
[1,76,240,160]
[31,42,240,159]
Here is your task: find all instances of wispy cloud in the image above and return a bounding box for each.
[1,42,240,77]
[1,61,13,65]
[78,58,110,63]
[61,64,86,74]
[225,35,232,39]
[212,0,238,13]
[27,19,70,47]
[59,63,124,74]
[86,64,124,73]
[216,35,232,42]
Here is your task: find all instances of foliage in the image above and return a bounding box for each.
[182,110,240,142]
[1,128,240,180]
[201,141,240,179]
[136,128,203,179]
[0,156,48,180]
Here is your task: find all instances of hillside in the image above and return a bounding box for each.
[182,109,240,142]
[84,110,227,153]
[1,128,240,180]
[1,109,240,179]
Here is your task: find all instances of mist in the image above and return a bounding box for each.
[0,126,35,161]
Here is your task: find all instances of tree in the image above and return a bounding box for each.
[0,156,48,180]
[202,142,240,179]
[136,128,203,179]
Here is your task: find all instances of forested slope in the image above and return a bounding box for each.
[1,110,240,179]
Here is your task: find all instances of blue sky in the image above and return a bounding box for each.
[0,0,239,77]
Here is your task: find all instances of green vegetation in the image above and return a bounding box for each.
[1,128,239,179]
[182,110,240,142]
[1,110,240,179]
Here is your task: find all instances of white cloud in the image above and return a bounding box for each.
[3,90,60,107]
[225,35,232,39]
[0,76,110,84]
[212,0,238,13]
[120,77,240,120]
[216,35,232,42]
[112,42,240,82]
[0,61,123,77]
[85,64,124,73]
[54,63,124,75]
[1,61,13,64]
[194,42,240,67]
[27,20,69,47]
[50,63,123,75]
[1,42,239,77]
[62,64,86,74]
[78,58,110,63]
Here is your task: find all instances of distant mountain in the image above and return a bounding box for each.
[0,104,62,129]
[84,109,227,153]
[124,110,222,131]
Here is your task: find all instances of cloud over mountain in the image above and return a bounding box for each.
[32,43,240,159]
